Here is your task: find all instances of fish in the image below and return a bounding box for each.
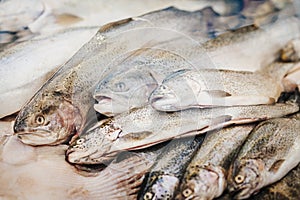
[66,102,298,164]
[13,6,245,145]
[0,26,99,119]
[93,16,300,116]
[138,136,205,200]
[250,162,300,200]
[227,115,300,199]
[175,125,255,200]
[150,62,296,112]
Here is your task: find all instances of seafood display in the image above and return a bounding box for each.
[2,1,300,200]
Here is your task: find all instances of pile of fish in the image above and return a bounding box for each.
[2,0,300,199]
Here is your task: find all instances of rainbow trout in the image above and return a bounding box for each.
[227,115,300,199]
[66,103,298,164]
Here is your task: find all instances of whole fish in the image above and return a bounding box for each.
[176,125,255,200]
[138,136,205,200]
[227,116,300,199]
[66,103,298,164]
[150,62,295,112]
[13,7,241,145]
[93,16,300,116]
[0,26,98,119]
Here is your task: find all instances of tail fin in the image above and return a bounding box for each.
[84,152,156,199]
[258,61,297,81]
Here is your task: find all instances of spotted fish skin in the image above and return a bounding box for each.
[66,103,298,165]
[138,136,205,200]
[227,115,300,199]
[176,125,255,200]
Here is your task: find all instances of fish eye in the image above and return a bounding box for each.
[182,188,193,197]
[114,82,127,92]
[144,192,153,200]
[76,138,85,145]
[235,175,245,184]
[35,115,45,125]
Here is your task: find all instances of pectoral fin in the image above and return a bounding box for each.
[269,159,285,173]
[204,90,231,97]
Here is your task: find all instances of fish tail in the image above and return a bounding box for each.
[86,154,153,199]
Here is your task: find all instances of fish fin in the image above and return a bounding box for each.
[269,159,285,173]
[100,18,133,32]
[120,131,153,141]
[79,154,151,199]
[54,13,83,25]
[211,115,233,125]
[204,90,231,97]
[178,115,233,137]
[222,96,275,106]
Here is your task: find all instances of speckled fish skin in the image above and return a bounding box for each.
[201,16,300,72]
[0,26,99,119]
[138,136,205,200]
[150,62,295,112]
[176,125,255,200]
[93,16,300,117]
[66,103,298,164]
[250,162,300,200]
[13,7,227,146]
[227,115,300,199]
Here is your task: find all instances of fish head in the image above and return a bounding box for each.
[227,159,264,199]
[94,68,158,116]
[176,164,226,200]
[66,119,118,164]
[150,69,203,111]
[14,91,82,145]
[141,172,179,200]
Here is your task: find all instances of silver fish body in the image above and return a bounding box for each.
[66,103,298,164]
[150,62,295,112]
[227,115,300,199]
[94,16,300,116]
[138,136,205,200]
[176,125,255,200]
[13,7,226,145]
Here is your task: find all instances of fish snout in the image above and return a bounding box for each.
[13,119,27,134]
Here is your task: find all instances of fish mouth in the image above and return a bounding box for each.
[16,129,59,146]
[150,94,180,111]
[93,94,129,116]
[94,95,113,104]
[66,149,116,164]
[228,184,252,199]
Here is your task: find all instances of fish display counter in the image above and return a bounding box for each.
[1,0,300,199]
